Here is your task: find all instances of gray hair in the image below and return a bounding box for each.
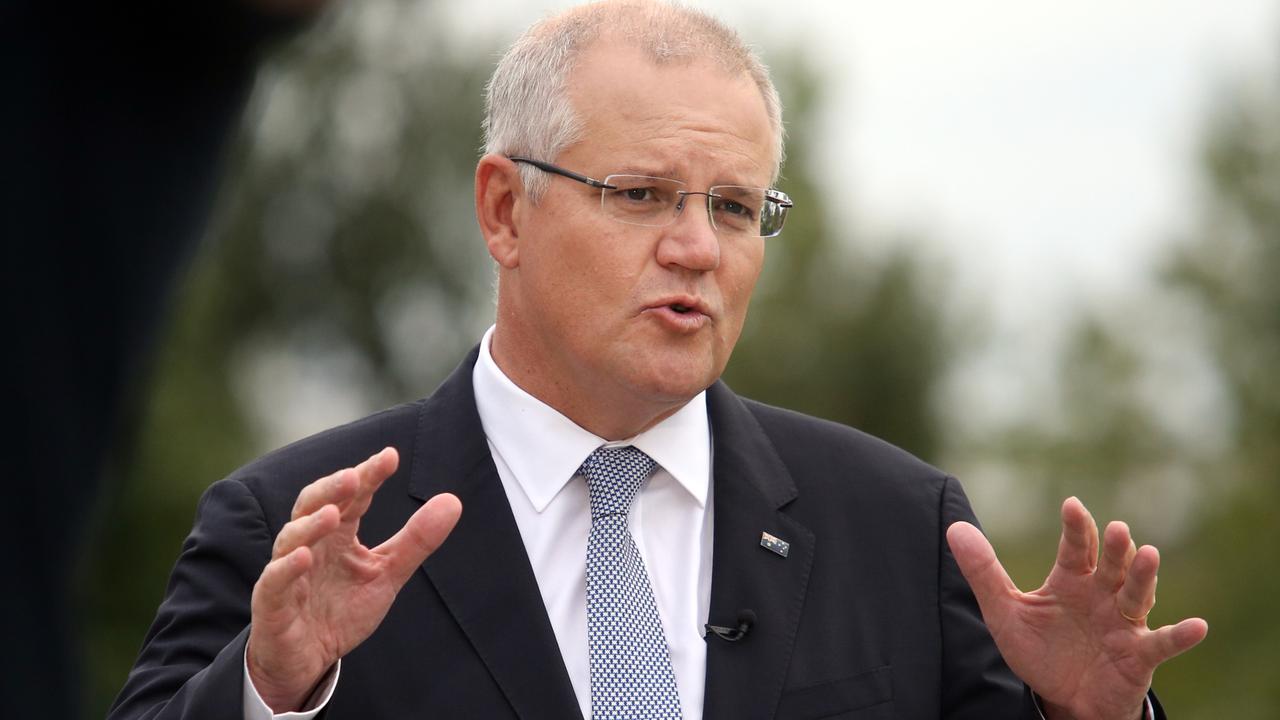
[482,0,785,201]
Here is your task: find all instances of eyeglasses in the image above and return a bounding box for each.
[509,156,793,238]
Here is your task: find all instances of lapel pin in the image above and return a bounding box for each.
[760,531,790,558]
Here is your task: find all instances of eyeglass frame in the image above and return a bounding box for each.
[507,156,794,238]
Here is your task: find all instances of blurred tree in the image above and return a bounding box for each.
[1154,68,1280,718]
[82,3,494,714]
[84,8,962,718]
[725,53,956,462]
[972,54,1280,718]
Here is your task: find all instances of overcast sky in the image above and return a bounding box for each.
[237,0,1278,468]
[426,0,1278,439]
[441,0,1275,325]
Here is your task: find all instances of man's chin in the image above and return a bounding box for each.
[626,356,722,405]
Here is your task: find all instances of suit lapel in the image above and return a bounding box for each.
[407,349,583,720]
[400,355,815,719]
[702,382,815,720]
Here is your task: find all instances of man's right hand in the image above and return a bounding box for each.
[246,447,462,712]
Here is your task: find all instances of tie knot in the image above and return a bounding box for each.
[579,445,657,520]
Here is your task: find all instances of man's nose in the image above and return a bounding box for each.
[659,193,720,271]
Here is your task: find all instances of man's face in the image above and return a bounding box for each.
[497,41,774,432]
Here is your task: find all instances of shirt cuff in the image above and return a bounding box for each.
[1030,691,1155,720]
[241,646,341,720]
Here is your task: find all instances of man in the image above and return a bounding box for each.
[110,2,1207,718]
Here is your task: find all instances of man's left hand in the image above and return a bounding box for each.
[947,497,1208,720]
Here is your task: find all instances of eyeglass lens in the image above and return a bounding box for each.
[601,175,788,238]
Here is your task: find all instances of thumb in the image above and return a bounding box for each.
[379,493,463,585]
[947,521,1019,617]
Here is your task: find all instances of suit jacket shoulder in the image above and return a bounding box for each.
[222,398,428,532]
[738,394,952,515]
[109,350,582,720]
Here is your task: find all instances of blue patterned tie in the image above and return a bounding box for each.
[580,446,683,720]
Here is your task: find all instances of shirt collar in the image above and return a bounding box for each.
[472,325,710,513]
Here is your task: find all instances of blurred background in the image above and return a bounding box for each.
[82,0,1278,716]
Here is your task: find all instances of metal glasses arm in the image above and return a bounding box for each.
[508,156,618,190]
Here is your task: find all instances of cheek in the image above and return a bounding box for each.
[722,245,765,310]
[525,216,624,300]
[573,234,654,302]
[711,256,762,359]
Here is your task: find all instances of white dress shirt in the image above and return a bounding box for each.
[473,325,714,719]
[244,325,715,719]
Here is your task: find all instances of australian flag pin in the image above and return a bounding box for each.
[760,531,790,558]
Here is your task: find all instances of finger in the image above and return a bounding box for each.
[272,504,341,560]
[377,493,463,586]
[1053,497,1099,575]
[291,468,359,522]
[1117,544,1160,621]
[946,522,1020,619]
[1141,617,1209,666]
[1095,521,1137,592]
[253,546,314,616]
[340,447,401,522]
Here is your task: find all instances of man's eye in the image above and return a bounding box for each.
[716,199,754,219]
[622,187,655,202]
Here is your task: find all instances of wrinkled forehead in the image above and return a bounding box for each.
[564,40,779,182]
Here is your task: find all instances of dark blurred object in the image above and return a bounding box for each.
[0,1,326,716]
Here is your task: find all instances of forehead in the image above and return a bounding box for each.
[562,41,775,184]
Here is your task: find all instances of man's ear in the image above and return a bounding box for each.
[475,154,523,268]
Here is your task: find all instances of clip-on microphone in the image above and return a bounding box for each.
[704,609,756,642]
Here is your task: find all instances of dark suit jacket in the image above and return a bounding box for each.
[109,348,1161,719]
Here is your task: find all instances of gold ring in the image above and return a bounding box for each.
[1119,608,1148,623]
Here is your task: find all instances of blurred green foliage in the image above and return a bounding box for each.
[1151,76,1280,717]
[973,69,1280,717]
[723,53,955,461]
[83,7,496,713]
[81,3,1278,718]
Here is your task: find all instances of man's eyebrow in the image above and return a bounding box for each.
[612,164,684,179]
[609,165,765,187]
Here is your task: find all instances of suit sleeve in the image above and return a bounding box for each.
[936,475,1041,719]
[108,478,275,720]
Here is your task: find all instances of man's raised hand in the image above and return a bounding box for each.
[947,497,1207,720]
[246,447,462,712]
